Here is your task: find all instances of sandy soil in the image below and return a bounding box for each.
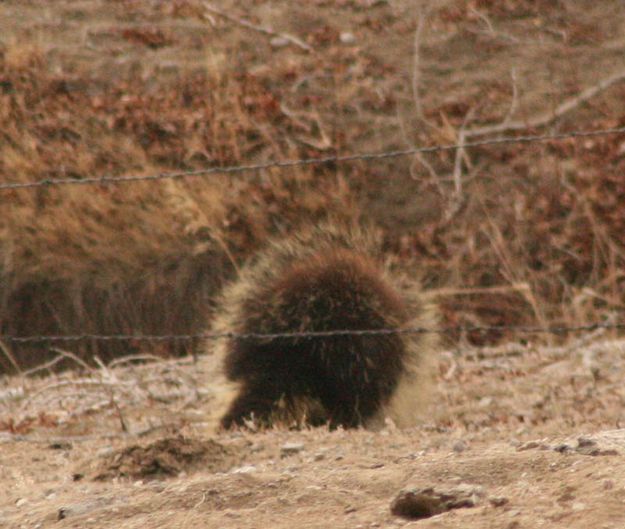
[2,334,625,528]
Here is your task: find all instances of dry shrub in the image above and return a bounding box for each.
[2,4,625,374]
[390,128,625,345]
[0,46,356,372]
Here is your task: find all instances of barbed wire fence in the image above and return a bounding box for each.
[2,124,625,346]
[2,125,625,190]
[2,322,625,346]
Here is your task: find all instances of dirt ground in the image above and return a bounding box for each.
[2,333,625,528]
[3,1,625,528]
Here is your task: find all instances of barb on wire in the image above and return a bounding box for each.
[2,126,625,191]
[2,321,624,344]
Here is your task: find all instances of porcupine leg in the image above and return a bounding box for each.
[316,373,376,429]
[316,336,397,429]
[220,379,283,429]
[321,387,380,429]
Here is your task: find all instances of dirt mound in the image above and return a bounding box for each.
[3,427,625,528]
[82,436,241,481]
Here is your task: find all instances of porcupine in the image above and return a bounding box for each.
[210,222,438,430]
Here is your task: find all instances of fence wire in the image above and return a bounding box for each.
[3,124,625,346]
[2,125,625,190]
[2,321,625,344]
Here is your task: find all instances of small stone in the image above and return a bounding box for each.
[554,443,572,453]
[96,446,114,457]
[577,437,596,448]
[281,442,304,456]
[390,484,484,520]
[48,441,72,450]
[489,496,509,507]
[452,440,469,453]
[231,465,257,474]
[478,396,493,407]
[339,32,356,44]
[575,436,619,456]
[15,498,28,507]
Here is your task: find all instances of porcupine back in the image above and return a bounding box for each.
[210,223,438,429]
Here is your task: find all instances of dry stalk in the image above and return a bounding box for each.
[21,355,68,377]
[426,283,531,299]
[466,7,521,44]
[450,106,477,210]
[0,340,22,375]
[18,378,136,411]
[465,69,625,138]
[483,215,552,342]
[107,353,167,369]
[202,3,313,52]
[411,1,430,123]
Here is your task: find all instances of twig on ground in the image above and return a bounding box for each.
[18,378,135,413]
[17,347,92,379]
[51,348,93,371]
[21,355,68,377]
[202,3,313,52]
[107,353,167,369]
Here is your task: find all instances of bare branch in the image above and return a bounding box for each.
[202,3,313,52]
[411,3,428,121]
[466,69,625,138]
[0,340,22,375]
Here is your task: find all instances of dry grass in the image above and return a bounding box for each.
[0,42,356,372]
[1,0,625,372]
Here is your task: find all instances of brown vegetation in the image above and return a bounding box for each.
[1,0,625,373]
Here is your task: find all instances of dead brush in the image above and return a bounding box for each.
[0,350,208,437]
[0,45,356,373]
[3,8,625,376]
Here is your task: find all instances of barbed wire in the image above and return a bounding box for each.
[2,321,624,344]
[2,125,625,191]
